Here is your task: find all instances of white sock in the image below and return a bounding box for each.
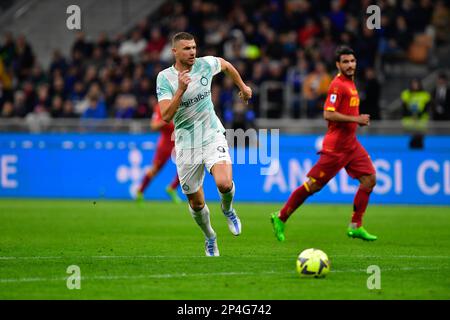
[189,204,216,239]
[219,181,235,212]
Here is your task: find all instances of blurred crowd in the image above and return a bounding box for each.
[0,0,449,130]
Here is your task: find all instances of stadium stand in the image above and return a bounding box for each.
[0,0,449,132]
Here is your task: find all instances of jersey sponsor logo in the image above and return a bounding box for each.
[330,94,337,103]
[217,146,226,153]
[180,91,211,108]
[350,89,358,95]
[349,96,360,107]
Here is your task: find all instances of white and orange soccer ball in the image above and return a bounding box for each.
[296,248,331,278]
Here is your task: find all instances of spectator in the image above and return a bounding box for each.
[401,78,431,149]
[35,84,51,112]
[71,31,93,58]
[119,30,146,61]
[13,90,27,117]
[223,29,248,61]
[145,27,166,55]
[81,84,106,119]
[359,68,381,120]
[431,0,450,45]
[114,94,137,119]
[0,32,16,67]
[62,100,78,118]
[1,101,15,117]
[14,35,34,81]
[25,104,51,132]
[328,0,346,33]
[431,73,450,121]
[69,81,86,107]
[287,58,310,118]
[298,18,321,48]
[50,95,64,118]
[302,62,331,118]
[49,49,68,75]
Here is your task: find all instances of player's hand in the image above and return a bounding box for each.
[357,114,370,126]
[238,85,252,105]
[178,70,191,92]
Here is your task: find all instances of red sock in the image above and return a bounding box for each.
[169,174,180,190]
[279,183,312,222]
[351,185,372,227]
[138,174,152,193]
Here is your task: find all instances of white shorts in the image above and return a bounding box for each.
[176,134,231,194]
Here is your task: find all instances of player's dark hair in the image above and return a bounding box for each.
[172,32,195,47]
[335,46,355,62]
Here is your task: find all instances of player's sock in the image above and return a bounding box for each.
[138,174,152,193]
[169,174,180,190]
[218,181,235,212]
[351,185,372,227]
[189,204,216,239]
[279,183,312,222]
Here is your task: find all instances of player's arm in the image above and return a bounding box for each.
[323,85,370,126]
[324,110,370,126]
[218,57,252,104]
[160,70,191,122]
[150,118,166,131]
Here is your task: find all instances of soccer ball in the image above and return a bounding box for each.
[296,248,331,278]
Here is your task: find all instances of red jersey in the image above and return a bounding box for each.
[152,104,174,144]
[322,73,360,152]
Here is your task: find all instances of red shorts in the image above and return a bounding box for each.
[307,141,376,186]
[152,139,175,168]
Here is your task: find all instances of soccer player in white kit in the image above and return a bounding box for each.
[156,32,252,256]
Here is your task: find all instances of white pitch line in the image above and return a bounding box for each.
[1,266,450,284]
[332,255,450,259]
[0,254,449,261]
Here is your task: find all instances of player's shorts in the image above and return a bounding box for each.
[307,141,376,186]
[152,138,175,168]
[175,133,231,195]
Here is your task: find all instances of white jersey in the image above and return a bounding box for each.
[156,56,226,149]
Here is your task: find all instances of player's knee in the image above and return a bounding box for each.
[189,199,205,211]
[363,175,376,190]
[147,167,157,177]
[307,180,322,193]
[216,179,233,193]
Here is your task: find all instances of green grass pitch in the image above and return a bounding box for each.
[0,199,449,299]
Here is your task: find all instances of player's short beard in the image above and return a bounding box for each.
[341,68,354,79]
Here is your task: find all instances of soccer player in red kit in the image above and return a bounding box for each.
[136,103,181,204]
[271,46,377,242]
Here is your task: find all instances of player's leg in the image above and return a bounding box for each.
[178,149,219,257]
[206,134,241,236]
[271,178,322,242]
[271,151,343,241]
[136,161,163,202]
[347,174,377,241]
[210,161,241,236]
[186,187,219,257]
[165,173,181,204]
[165,147,181,204]
[345,143,377,241]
